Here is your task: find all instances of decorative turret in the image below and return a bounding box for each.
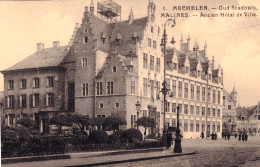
[193,41,199,51]
[231,84,238,105]
[90,0,94,14]
[211,56,215,70]
[128,7,134,24]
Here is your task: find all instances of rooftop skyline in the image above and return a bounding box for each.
[0,0,259,107]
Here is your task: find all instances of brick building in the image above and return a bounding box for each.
[1,0,224,138]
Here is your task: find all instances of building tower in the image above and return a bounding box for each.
[231,84,238,106]
[128,7,134,24]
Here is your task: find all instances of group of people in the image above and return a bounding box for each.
[200,132,218,140]
[222,132,231,140]
[235,132,248,142]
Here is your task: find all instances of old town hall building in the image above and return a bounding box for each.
[1,0,223,138]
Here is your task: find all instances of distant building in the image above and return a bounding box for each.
[222,86,238,133]
[1,41,76,132]
[236,101,260,136]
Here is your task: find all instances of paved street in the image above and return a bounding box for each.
[3,136,260,167]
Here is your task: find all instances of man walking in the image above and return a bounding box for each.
[201,132,204,139]
[227,133,230,140]
[214,132,217,140]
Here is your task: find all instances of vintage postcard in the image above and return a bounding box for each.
[0,0,259,166]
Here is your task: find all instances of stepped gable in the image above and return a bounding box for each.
[2,46,69,72]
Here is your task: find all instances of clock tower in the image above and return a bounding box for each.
[147,0,156,22]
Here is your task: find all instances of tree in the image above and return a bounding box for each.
[70,114,90,133]
[103,115,127,131]
[16,117,37,129]
[222,122,231,134]
[137,116,156,140]
[91,117,105,130]
[50,114,72,134]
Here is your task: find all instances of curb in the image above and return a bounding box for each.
[66,151,196,167]
[1,147,164,164]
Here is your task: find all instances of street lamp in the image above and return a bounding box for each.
[135,101,141,129]
[205,64,210,139]
[160,19,176,142]
[174,104,182,153]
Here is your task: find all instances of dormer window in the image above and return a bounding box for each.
[85,28,88,33]
[186,67,189,73]
[209,74,212,80]
[116,33,122,46]
[132,31,138,43]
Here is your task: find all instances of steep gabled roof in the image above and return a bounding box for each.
[2,46,69,72]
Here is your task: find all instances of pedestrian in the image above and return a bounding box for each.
[238,133,241,141]
[201,132,204,139]
[224,132,227,140]
[234,133,237,139]
[214,132,218,140]
[166,131,172,149]
[211,133,214,140]
[245,133,248,142]
[242,133,245,142]
[221,132,224,138]
[227,133,230,140]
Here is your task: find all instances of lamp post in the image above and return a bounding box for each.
[174,104,182,153]
[205,64,209,139]
[135,101,141,129]
[160,19,176,143]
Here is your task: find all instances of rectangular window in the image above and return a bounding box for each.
[150,55,154,70]
[190,105,194,115]
[131,81,135,94]
[131,115,137,128]
[96,82,102,95]
[8,80,14,90]
[184,104,188,114]
[46,93,54,106]
[190,120,194,132]
[143,53,148,69]
[213,90,216,103]
[172,80,176,97]
[191,84,194,99]
[212,122,216,132]
[196,85,200,101]
[155,81,160,95]
[33,78,40,88]
[82,58,87,67]
[202,107,205,116]
[207,108,211,116]
[7,95,14,108]
[212,108,216,117]
[21,94,26,108]
[184,83,188,98]
[148,38,152,47]
[82,83,88,96]
[115,102,119,108]
[196,106,200,115]
[166,79,170,95]
[172,118,176,127]
[99,103,104,109]
[30,94,39,107]
[184,120,188,132]
[172,103,176,113]
[202,121,205,132]
[178,81,182,98]
[196,120,200,132]
[143,78,148,96]
[228,105,231,110]
[202,87,206,101]
[21,79,26,89]
[84,36,88,43]
[218,91,221,104]
[113,66,117,72]
[156,58,160,72]
[166,102,170,112]
[107,82,114,95]
[217,109,221,117]
[151,26,153,33]
[178,104,182,114]
[47,77,54,87]
[153,40,157,49]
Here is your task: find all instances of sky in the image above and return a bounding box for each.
[0,0,259,107]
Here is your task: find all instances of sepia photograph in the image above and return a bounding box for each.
[0,0,260,166]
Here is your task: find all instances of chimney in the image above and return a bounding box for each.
[37,43,44,52]
[53,41,60,48]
